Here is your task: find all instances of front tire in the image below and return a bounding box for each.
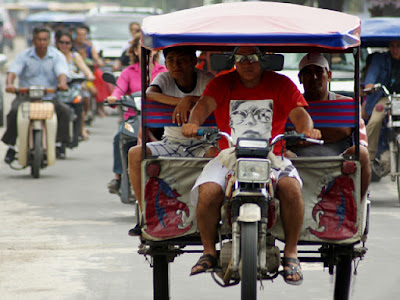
[241,222,258,300]
[334,254,352,300]
[153,253,169,300]
[31,130,43,178]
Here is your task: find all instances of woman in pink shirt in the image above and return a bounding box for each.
[107,33,167,193]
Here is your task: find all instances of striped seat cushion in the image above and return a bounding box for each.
[287,99,357,128]
[144,99,217,128]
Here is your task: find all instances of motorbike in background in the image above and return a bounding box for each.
[365,83,400,203]
[103,72,141,204]
[8,86,57,178]
[57,77,86,150]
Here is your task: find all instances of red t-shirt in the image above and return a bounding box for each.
[202,70,308,154]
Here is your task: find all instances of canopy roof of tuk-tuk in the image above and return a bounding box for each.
[361,17,400,47]
[141,2,360,52]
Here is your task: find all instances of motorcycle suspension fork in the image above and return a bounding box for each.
[388,126,398,176]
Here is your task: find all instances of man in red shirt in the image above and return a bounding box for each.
[182,46,321,285]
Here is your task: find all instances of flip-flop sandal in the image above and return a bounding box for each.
[190,254,219,276]
[281,257,304,286]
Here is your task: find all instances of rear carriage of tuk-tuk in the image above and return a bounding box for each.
[135,2,368,300]
[360,17,400,201]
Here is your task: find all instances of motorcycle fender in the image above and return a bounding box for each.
[237,203,261,222]
[45,114,58,166]
[17,104,31,167]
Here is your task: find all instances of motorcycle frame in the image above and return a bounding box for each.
[16,98,57,168]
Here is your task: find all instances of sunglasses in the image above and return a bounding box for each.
[58,40,71,45]
[230,108,272,125]
[234,54,260,64]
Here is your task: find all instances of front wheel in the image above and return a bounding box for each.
[333,254,352,300]
[31,130,43,178]
[153,253,169,300]
[241,222,258,300]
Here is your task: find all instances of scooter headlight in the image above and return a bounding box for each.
[124,123,134,133]
[236,158,270,183]
[29,86,45,99]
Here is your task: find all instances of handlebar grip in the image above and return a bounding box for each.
[197,129,204,136]
[305,138,324,145]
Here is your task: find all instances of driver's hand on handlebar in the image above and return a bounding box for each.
[303,128,322,140]
[182,123,200,138]
[5,84,16,93]
[363,83,375,93]
[106,96,117,104]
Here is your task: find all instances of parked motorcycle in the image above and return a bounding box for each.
[102,72,141,204]
[364,83,400,202]
[9,86,57,178]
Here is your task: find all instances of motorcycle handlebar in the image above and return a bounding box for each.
[197,129,324,148]
[104,96,139,111]
[363,83,391,97]
[13,87,57,95]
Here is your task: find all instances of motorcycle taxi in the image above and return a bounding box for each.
[135,2,369,300]
[361,17,400,203]
[8,86,57,178]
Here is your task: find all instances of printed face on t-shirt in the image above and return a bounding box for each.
[229,99,273,144]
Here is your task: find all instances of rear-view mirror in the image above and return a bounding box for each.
[260,54,284,71]
[102,72,117,85]
[210,53,234,72]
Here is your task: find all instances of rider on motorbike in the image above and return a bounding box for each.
[2,26,70,163]
[106,33,167,195]
[182,46,321,285]
[363,40,400,174]
[55,30,95,144]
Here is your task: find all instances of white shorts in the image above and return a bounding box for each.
[190,156,302,206]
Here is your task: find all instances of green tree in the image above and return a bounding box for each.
[369,0,400,16]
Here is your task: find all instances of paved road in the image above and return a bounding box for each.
[1,38,400,300]
[0,113,400,300]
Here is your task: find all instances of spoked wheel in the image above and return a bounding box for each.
[241,222,258,300]
[31,130,43,178]
[333,254,352,300]
[396,142,400,204]
[153,253,169,300]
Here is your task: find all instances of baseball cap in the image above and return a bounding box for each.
[299,53,330,72]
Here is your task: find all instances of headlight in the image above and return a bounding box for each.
[236,158,270,183]
[124,123,134,133]
[29,86,45,99]
[392,101,400,116]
